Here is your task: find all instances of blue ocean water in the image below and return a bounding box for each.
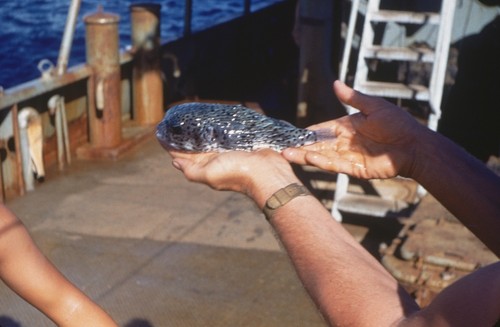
[0,0,284,90]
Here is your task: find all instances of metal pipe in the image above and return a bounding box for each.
[48,95,71,170]
[56,0,82,75]
[18,107,44,192]
[49,96,64,170]
[84,9,122,148]
[11,104,25,196]
[130,3,164,125]
[60,99,71,165]
[163,52,181,78]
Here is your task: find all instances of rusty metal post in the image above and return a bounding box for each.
[11,104,25,196]
[130,3,164,125]
[84,10,122,148]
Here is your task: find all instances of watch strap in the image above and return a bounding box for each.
[263,183,312,220]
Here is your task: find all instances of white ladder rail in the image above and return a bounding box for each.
[352,0,380,101]
[333,0,361,221]
[339,0,360,84]
[427,0,456,132]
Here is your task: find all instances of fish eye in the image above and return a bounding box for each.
[171,125,183,135]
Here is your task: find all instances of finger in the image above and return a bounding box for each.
[172,156,212,184]
[303,151,339,172]
[305,151,366,177]
[172,157,190,171]
[167,149,191,159]
[306,121,334,131]
[282,148,309,165]
[333,80,381,116]
[168,150,215,165]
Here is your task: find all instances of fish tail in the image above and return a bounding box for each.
[313,128,336,141]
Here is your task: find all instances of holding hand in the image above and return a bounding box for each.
[169,149,301,209]
[283,81,427,180]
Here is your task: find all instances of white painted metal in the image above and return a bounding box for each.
[18,108,44,191]
[427,0,457,131]
[339,0,360,84]
[48,95,72,170]
[56,0,82,75]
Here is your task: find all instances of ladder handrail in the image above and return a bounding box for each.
[339,0,360,84]
[428,0,457,131]
[332,0,456,221]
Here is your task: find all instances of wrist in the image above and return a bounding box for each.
[245,171,301,210]
[262,183,312,220]
[400,126,434,179]
[407,128,447,182]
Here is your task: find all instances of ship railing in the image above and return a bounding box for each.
[0,50,135,200]
[0,0,275,202]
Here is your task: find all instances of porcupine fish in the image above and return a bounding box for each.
[156,102,330,152]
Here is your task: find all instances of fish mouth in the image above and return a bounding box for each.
[156,134,170,151]
[155,123,172,151]
[155,125,187,152]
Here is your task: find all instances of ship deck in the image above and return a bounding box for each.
[0,133,493,326]
[1,134,331,326]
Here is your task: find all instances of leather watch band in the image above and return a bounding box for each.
[263,183,312,220]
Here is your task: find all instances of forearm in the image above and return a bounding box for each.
[40,281,117,327]
[53,294,118,327]
[412,130,500,256]
[249,176,419,326]
[0,207,117,326]
[2,246,116,326]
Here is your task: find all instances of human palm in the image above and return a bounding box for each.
[283,81,423,179]
[169,149,296,195]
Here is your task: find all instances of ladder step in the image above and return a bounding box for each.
[358,81,429,101]
[371,10,440,25]
[365,46,435,62]
[336,194,409,217]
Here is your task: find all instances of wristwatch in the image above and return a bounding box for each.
[263,183,312,220]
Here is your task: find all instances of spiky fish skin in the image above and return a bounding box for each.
[156,102,318,152]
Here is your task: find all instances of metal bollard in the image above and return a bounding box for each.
[130,3,164,125]
[84,9,122,148]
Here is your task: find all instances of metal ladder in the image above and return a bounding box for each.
[333,0,456,221]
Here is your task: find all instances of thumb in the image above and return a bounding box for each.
[172,158,190,171]
[333,80,380,116]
